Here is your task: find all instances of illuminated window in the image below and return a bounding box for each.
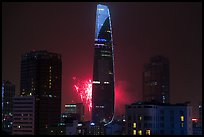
[181,116,184,121]
[181,123,184,127]
[93,81,100,84]
[101,54,111,57]
[133,123,136,128]
[78,123,82,126]
[98,8,104,11]
[139,116,142,121]
[146,130,151,135]
[138,130,142,135]
[133,130,136,135]
[65,104,76,107]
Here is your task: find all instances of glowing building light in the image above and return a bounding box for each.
[138,130,142,135]
[133,130,136,135]
[139,116,142,121]
[98,8,104,11]
[181,116,184,121]
[93,81,100,84]
[146,130,151,135]
[90,122,95,126]
[97,38,106,42]
[78,123,82,126]
[133,123,136,128]
[65,104,76,107]
[192,118,198,122]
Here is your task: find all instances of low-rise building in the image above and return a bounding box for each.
[125,101,192,135]
[12,96,35,135]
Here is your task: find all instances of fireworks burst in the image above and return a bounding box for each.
[73,77,92,112]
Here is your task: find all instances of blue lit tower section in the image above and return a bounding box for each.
[92,4,115,125]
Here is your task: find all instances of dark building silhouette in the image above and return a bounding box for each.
[15,50,62,134]
[92,4,115,125]
[198,103,202,128]
[2,80,15,134]
[64,103,85,122]
[143,55,169,103]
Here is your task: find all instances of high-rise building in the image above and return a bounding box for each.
[2,80,15,134]
[13,50,62,135]
[92,4,115,125]
[143,55,169,103]
[125,101,192,135]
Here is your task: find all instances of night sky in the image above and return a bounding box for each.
[2,2,202,120]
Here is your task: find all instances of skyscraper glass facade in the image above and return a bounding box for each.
[92,4,115,125]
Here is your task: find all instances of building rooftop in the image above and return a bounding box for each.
[129,101,191,106]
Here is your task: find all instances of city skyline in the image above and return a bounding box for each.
[2,2,202,119]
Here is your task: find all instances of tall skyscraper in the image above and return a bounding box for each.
[17,50,62,134]
[92,4,115,125]
[143,55,169,103]
[2,80,15,134]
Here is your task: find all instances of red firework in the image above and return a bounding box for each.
[73,77,92,112]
